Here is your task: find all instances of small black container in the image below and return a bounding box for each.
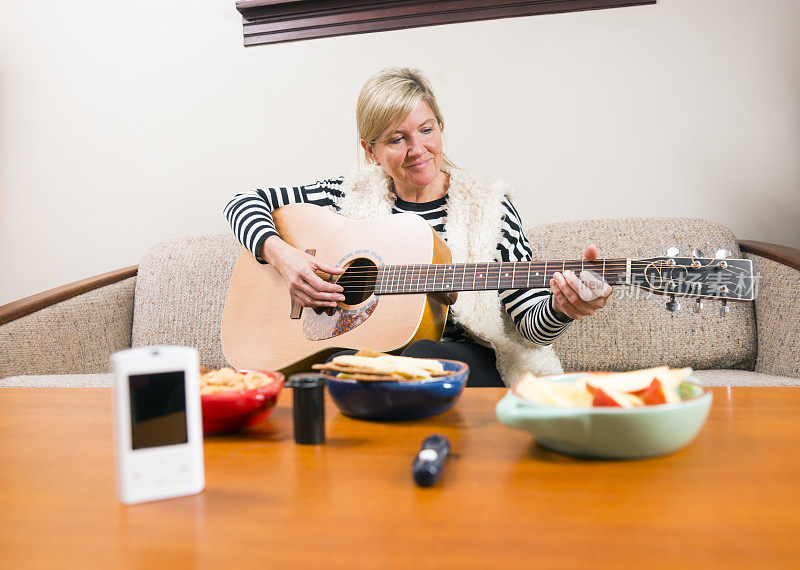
[287,373,326,444]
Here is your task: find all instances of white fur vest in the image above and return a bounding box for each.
[336,165,563,386]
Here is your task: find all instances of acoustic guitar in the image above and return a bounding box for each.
[221,204,755,374]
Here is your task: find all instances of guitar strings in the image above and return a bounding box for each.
[336,264,638,279]
[335,259,747,269]
[333,261,749,278]
[330,260,750,295]
[336,266,745,282]
[336,269,748,282]
[335,270,746,285]
[331,259,743,275]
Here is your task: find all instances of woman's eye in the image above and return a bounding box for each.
[389,137,403,144]
[422,128,433,134]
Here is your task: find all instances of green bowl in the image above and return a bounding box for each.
[495,373,712,459]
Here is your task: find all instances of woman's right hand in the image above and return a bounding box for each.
[261,236,346,308]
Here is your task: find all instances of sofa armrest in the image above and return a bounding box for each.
[739,240,800,271]
[739,240,800,379]
[0,268,137,379]
[0,266,137,325]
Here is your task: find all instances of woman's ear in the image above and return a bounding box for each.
[360,139,379,165]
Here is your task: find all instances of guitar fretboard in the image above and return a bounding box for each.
[374,259,628,294]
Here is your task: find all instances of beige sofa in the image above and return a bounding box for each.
[2,218,798,387]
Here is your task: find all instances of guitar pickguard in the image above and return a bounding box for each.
[302,296,379,341]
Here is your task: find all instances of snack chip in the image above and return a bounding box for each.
[199,366,275,395]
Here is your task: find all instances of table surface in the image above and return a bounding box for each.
[1,386,799,569]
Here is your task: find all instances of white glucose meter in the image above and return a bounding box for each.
[111,346,205,505]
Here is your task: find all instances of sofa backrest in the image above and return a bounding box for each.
[132,217,758,373]
[132,233,240,368]
[527,217,757,372]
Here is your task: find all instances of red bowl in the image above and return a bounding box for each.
[200,370,285,435]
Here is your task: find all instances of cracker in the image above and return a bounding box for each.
[313,362,440,380]
[376,354,444,374]
[336,372,407,382]
[311,364,413,382]
[330,355,399,373]
[311,352,453,381]
[312,363,380,374]
[429,370,452,377]
[354,349,389,358]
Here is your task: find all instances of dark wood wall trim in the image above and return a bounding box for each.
[236,0,656,47]
[739,240,800,273]
[0,266,138,326]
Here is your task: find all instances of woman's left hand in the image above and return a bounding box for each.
[550,244,613,320]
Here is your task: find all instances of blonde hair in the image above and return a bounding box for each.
[356,67,454,167]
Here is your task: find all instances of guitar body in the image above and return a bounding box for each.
[222,204,451,374]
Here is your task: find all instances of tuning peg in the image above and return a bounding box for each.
[694,299,704,313]
[691,249,705,267]
[666,294,680,312]
[666,247,680,257]
[716,249,731,269]
[720,300,729,317]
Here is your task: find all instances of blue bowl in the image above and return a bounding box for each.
[324,359,469,421]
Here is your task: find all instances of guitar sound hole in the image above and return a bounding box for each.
[336,258,377,306]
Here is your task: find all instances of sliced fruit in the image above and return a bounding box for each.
[585,366,671,394]
[678,382,698,401]
[515,367,694,408]
[639,379,666,405]
[516,375,592,407]
[638,379,681,405]
[669,367,693,385]
[591,387,644,408]
[592,388,622,407]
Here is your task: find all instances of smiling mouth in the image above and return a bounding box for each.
[405,159,431,169]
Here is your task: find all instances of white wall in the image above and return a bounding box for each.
[1,0,798,304]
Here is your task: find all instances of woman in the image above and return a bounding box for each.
[225,68,611,387]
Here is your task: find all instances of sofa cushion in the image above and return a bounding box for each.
[1,373,113,387]
[131,233,240,368]
[526,218,757,373]
[3,370,794,388]
[693,369,798,387]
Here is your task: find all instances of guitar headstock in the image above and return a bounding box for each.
[630,246,755,305]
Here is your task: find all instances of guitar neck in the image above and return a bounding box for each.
[374,259,629,294]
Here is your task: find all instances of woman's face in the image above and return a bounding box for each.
[362,100,444,196]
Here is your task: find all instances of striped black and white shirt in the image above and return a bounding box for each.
[224,177,572,346]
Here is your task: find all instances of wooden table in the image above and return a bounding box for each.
[1,386,799,569]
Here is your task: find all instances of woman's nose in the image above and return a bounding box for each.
[406,134,424,157]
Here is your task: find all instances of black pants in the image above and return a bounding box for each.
[331,340,505,388]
